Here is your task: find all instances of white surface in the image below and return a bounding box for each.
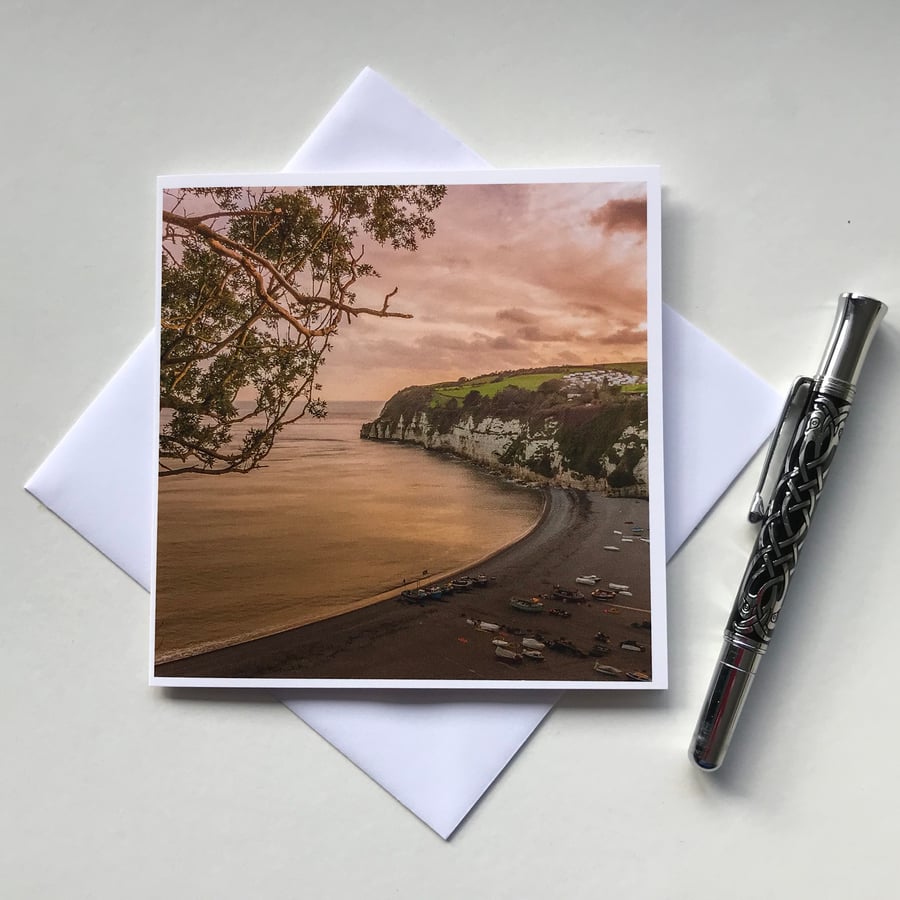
[3,3,900,898]
[24,70,779,837]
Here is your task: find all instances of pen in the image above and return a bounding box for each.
[690,292,888,770]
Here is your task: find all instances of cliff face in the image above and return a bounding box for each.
[361,387,649,497]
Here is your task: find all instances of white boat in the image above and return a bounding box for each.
[492,639,510,647]
[521,649,544,660]
[618,590,633,597]
[521,638,545,650]
[476,621,501,632]
[613,530,623,535]
[609,583,630,590]
[495,646,522,663]
[621,537,634,543]
[640,538,650,543]
[603,545,620,552]
[575,575,600,585]
[593,663,624,677]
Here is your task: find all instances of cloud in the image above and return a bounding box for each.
[589,197,647,235]
[315,181,651,399]
[606,323,649,345]
[496,307,540,325]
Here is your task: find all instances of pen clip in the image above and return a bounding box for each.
[748,376,815,523]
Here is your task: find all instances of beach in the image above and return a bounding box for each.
[155,488,652,684]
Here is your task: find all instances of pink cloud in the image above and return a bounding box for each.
[316,181,651,400]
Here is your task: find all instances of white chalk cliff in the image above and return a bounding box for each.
[361,410,649,497]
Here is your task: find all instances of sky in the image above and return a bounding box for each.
[318,180,648,401]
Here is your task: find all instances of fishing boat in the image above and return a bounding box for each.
[545,638,585,657]
[521,637,545,650]
[620,640,646,652]
[575,575,600,585]
[591,588,617,600]
[400,589,428,603]
[521,648,545,661]
[626,670,651,682]
[495,646,523,663]
[593,663,624,677]
[551,587,585,603]
[603,545,620,551]
[609,583,630,591]
[509,596,544,613]
[475,620,501,632]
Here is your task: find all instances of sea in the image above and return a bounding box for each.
[155,401,544,663]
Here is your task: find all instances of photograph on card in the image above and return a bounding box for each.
[152,169,665,688]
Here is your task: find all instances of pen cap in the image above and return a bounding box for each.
[816,293,888,398]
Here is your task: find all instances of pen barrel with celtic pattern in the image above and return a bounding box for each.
[691,294,887,771]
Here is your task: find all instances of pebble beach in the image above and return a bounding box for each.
[155,489,655,685]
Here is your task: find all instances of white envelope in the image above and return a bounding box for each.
[26,68,782,838]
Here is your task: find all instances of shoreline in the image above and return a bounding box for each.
[156,489,653,684]
[156,485,550,666]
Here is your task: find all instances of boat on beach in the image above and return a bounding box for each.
[575,575,600,585]
[495,645,523,663]
[626,670,650,681]
[551,586,585,603]
[545,638,587,658]
[594,663,624,677]
[591,588,617,600]
[400,586,447,603]
[509,596,544,613]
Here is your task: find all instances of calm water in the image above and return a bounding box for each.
[155,401,544,662]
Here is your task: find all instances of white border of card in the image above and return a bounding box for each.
[151,167,665,689]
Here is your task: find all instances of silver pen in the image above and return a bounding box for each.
[691,293,888,770]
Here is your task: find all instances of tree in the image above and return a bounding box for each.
[159,184,446,475]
